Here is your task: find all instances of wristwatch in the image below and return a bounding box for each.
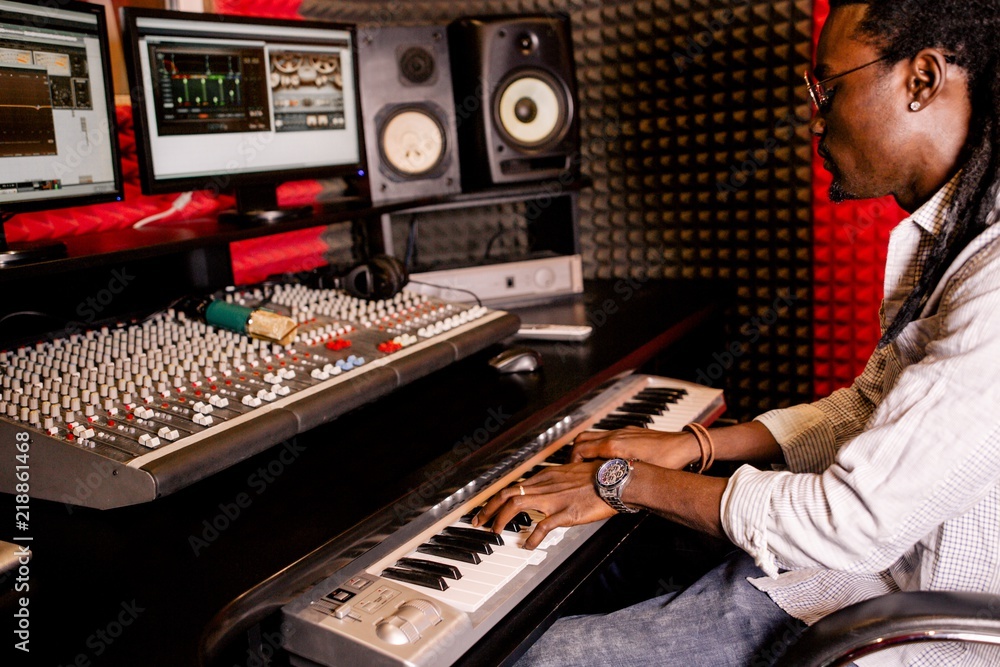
[595,458,641,514]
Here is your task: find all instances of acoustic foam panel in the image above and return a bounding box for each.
[300,0,816,419]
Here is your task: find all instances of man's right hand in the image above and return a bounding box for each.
[570,426,701,470]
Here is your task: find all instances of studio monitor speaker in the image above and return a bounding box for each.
[448,14,580,190]
[357,25,461,202]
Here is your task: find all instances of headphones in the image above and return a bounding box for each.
[304,254,409,300]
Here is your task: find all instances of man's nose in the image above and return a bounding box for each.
[809,114,826,137]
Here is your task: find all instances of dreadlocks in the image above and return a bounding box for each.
[828,0,1000,347]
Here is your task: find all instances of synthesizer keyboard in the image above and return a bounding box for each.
[281,374,724,667]
[0,285,519,509]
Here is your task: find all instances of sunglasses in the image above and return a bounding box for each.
[805,54,958,113]
[803,56,888,112]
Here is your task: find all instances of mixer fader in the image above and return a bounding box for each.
[0,285,519,509]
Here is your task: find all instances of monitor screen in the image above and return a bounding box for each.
[0,0,122,212]
[122,8,365,218]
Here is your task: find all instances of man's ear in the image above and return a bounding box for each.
[906,48,950,111]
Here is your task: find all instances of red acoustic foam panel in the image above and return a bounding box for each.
[193,1,334,284]
[230,226,330,285]
[213,0,302,19]
[277,180,324,208]
[6,106,234,242]
[811,0,907,397]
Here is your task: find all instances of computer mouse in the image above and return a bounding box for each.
[488,346,543,373]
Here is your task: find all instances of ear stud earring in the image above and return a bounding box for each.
[909,101,921,111]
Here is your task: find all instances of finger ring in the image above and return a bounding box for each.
[519,485,525,496]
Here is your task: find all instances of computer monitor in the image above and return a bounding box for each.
[121,8,366,225]
[0,0,123,266]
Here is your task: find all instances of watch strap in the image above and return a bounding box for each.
[596,458,641,514]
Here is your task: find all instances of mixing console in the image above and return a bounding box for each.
[0,285,519,509]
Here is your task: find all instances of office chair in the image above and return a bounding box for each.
[774,591,1000,666]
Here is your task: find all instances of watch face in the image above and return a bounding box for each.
[597,458,630,487]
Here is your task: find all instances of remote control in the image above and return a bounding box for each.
[515,323,593,341]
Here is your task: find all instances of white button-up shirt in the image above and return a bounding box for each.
[721,177,1000,666]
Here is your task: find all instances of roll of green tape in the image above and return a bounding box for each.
[204,301,253,334]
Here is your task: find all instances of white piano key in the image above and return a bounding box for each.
[412,552,507,590]
[420,586,485,613]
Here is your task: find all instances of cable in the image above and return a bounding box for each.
[408,279,483,307]
[132,192,195,229]
[0,310,58,330]
[483,222,506,261]
[404,214,419,270]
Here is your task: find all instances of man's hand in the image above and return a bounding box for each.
[571,427,699,470]
[472,461,616,550]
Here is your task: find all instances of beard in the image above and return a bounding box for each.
[823,153,863,203]
[828,178,850,203]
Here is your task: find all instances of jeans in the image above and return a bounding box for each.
[515,550,805,667]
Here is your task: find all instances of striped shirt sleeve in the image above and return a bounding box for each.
[723,230,1000,579]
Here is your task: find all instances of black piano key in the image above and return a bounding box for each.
[521,464,548,479]
[594,416,650,430]
[514,511,533,526]
[417,543,482,565]
[636,387,684,396]
[460,506,484,524]
[381,567,448,591]
[444,526,505,546]
[396,557,462,580]
[459,508,525,533]
[429,534,494,555]
[546,445,574,464]
[618,402,665,415]
[626,398,671,407]
[605,413,653,424]
[636,389,684,402]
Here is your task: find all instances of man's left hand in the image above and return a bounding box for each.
[472,461,617,550]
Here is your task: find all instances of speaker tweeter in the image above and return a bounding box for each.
[449,14,580,190]
[357,25,461,202]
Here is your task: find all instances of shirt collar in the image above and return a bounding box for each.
[906,172,961,237]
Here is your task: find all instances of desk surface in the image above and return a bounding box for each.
[0,279,724,667]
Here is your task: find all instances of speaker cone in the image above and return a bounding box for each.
[399,46,435,84]
[379,108,446,177]
[496,71,567,148]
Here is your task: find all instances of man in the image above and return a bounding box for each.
[474,1,1000,664]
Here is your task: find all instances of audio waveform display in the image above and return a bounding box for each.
[0,66,57,158]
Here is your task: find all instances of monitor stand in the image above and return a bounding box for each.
[217,185,313,227]
[0,213,67,268]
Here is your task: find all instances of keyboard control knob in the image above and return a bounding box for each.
[375,599,442,645]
